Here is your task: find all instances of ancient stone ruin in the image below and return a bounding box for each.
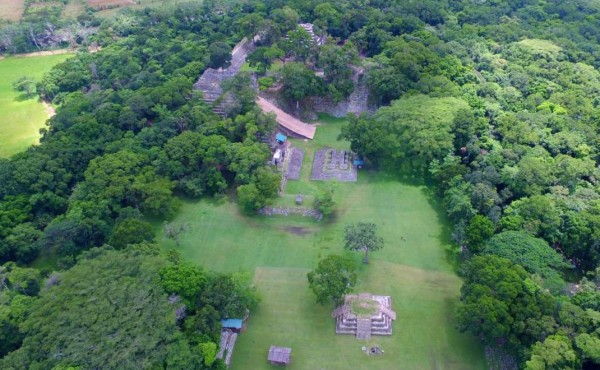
[310,149,357,182]
[193,37,256,116]
[331,293,397,340]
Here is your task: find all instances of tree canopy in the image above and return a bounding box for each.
[343,222,384,264]
[307,254,357,305]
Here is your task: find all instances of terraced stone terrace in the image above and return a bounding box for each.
[332,293,396,340]
[310,148,357,182]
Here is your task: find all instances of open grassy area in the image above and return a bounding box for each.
[160,118,487,369]
[92,0,202,17]
[62,0,86,19]
[0,54,72,157]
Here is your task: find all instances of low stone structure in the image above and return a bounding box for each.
[298,23,326,46]
[268,346,292,366]
[310,149,357,182]
[285,148,304,180]
[331,293,396,340]
[258,207,323,221]
[312,74,375,117]
[216,329,238,367]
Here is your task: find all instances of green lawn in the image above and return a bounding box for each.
[160,118,487,369]
[0,54,72,158]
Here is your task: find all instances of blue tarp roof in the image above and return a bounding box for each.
[221,319,243,329]
[276,133,287,142]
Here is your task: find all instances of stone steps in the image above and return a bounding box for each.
[193,37,256,117]
[356,319,372,340]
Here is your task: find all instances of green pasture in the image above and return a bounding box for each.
[0,54,71,158]
[160,117,487,369]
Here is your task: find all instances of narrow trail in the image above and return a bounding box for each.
[42,101,56,118]
[0,46,101,60]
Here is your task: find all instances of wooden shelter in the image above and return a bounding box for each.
[221,318,244,333]
[267,346,291,366]
[256,97,316,139]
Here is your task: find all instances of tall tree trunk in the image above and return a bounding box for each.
[364,247,369,264]
[29,26,40,50]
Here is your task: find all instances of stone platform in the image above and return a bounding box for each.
[331,293,396,339]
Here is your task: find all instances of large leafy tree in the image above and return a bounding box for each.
[73,150,179,217]
[575,333,600,364]
[317,42,358,101]
[0,263,39,357]
[340,95,470,174]
[314,186,336,217]
[482,230,569,291]
[157,132,231,197]
[107,218,155,250]
[160,263,207,308]
[0,249,204,369]
[281,62,323,102]
[465,215,495,253]
[525,334,580,370]
[236,167,280,214]
[1,223,43,264]
[12,77,35,98]
[457,255,556,353]
[279,26,314,62]
[208,42,232,69]
[343,222,384,264]
[200,272,259,319]
[247,46,284,74]
[307,254,357,305]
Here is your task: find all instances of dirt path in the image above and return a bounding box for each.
[42,101,56,118]
[3,49,73,59]
[0,46,101,60]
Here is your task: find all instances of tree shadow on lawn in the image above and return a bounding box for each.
[419,186,463,273]
[360,169,462,272]
[13,93,36,102]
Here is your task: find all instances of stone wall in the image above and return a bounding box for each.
[311,75,376,117]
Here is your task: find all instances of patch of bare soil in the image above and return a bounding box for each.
[9,49,73,58]
[86,0,134,10]
[42,101,56,118]
[1,46,100,59]
[283,226,312,235]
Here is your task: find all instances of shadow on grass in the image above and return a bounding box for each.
[420,185,463,273]
[13,93,36,102]
[360,168,463,272]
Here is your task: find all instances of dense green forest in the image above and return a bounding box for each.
[1,0,600,368]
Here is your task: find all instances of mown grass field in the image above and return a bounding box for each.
[160,118,487,369]
[63,0,86,19]
[0,54,71,157]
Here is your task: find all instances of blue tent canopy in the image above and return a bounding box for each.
[221,319,243,329]
[353,159,365,166]
[276,133,287,143]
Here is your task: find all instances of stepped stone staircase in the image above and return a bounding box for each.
[193,37,256,116]
[346,78,370,115]
[356,319,372,340]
